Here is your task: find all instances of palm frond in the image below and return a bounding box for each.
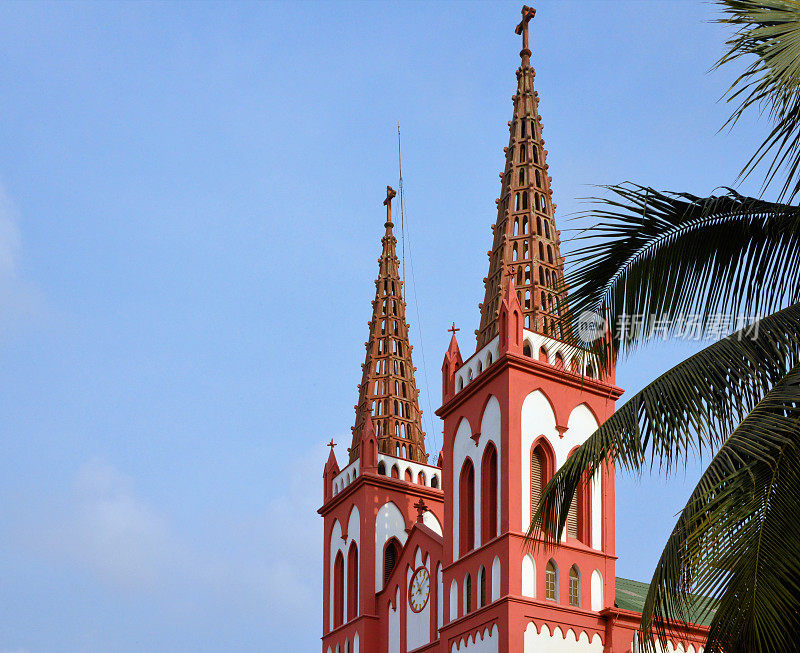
[717,0,800,199]
[556,185,800,364]
[529,303,800,545]
[639,363,800,653]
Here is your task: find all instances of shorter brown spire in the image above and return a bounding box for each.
[350,187,427,463]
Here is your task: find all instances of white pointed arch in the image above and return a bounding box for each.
[520,389,558,530]
[491,555,501,602]
[521,554,536,597]
[478,395,502,543]
[422,510,443,536]
[452,416,474,555]
[374,501,407,591]
[590,569,603,611]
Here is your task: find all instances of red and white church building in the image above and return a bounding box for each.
[319,7,710,653]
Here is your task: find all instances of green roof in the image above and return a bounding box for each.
[615,577,716,627]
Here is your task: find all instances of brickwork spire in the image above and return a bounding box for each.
[350,187,427,463]
[476,5,569,348]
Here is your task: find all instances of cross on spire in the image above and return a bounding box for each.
[515,5,536,53]
[328,439,337,451]
[448,322,460,335]
[505,264,517,281]
[413,498,428,523]
[384,185,397,226]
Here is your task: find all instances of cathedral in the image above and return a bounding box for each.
[319,7,710,653]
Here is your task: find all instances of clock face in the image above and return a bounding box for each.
[408,566,430,613]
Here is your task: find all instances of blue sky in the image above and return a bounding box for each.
[0,2,772,652]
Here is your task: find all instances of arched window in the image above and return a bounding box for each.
[569,565,581,606]
[518,168,525,185]
[457,377,464,392]
[481,443,498,544]
[548,245,554,264]
[404,468,413,482]
[522,341,532,357]
[465,573,472,613]
[347,543,359,620]
[486,352,493,366]
[532,145,539,163]
[522,192,528,210]
[545,560,558,601]
[544,220,550,239]
[539,242,544,260]
[531,442,553,520]
[555,352,564,369]
[459,459,475,556]
[478,566,487,607]
[377,461,386,475]
[535,169,541,187]
[391,465,399,479]
[334,551,345,627]
[383,538,400,586]
[417,471,425,485]
[538,346,548,363]
[515,193,521,211]
[477,360,483,374]
[431,474,439,489]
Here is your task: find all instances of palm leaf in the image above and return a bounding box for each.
[555,185,800,365]
[529,303,800,544]
[716,0,800,200]
[639,364,800,653]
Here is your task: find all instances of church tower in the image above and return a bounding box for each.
[436,6,623,650]
[320,7,711,653]
[320,188,445,653]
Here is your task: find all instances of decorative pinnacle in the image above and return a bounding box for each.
[515,5,535,54]
[448,322,460,335]
[384,185,397,226]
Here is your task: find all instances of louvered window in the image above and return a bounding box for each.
[567,498,578,539]
[531,447,543,520]
[383,540,399,586]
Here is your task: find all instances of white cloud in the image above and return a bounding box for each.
[0,182,21,279]
[31,459,183,591]
[12,446,329,648]
[0,180,43,332]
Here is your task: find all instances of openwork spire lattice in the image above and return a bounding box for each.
[350,187,427,463]
[476,5,568,348]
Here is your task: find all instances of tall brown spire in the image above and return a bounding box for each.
[476,5,569,349]
[350,186,427,464]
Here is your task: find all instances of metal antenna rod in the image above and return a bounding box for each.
[398,123,406,288]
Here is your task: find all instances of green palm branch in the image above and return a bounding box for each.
[529,3,800,651]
